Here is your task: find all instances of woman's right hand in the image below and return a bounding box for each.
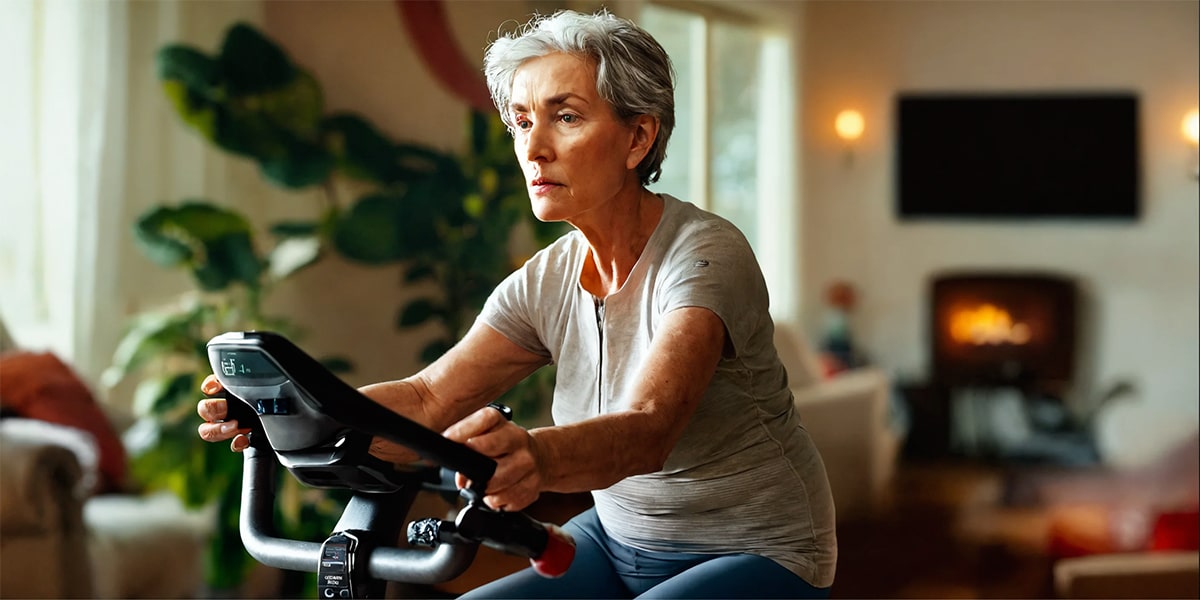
[196,374,253,452]
[194,375,418,461]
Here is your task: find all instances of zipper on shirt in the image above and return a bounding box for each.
[594,295,605,414]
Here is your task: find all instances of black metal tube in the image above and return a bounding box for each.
[367,544,479,585]
[242,444,479,583]
[240,445,322,572]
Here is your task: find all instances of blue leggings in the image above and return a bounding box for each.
[460,508,829,599]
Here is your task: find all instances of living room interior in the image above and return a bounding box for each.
[1,0,1197,598]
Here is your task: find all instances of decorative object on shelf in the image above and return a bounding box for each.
[818,279,867,376]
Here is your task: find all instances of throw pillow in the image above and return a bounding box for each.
[0,351,128,493]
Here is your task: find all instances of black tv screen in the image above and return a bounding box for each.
[896,93,1140,220]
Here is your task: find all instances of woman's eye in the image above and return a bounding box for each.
[514,116,532,130]
[560,114,578,124]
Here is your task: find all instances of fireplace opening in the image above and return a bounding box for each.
[932,272,1077,392]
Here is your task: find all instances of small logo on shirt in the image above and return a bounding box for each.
[694,260,710,268]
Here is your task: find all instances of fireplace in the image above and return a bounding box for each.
[931,272,1078,391]
[902,271,1093,463]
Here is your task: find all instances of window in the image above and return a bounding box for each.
[639,2,797,318]
[0,0,128,380]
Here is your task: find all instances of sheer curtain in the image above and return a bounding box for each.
[0,0,128,381]
[0,1,263,387]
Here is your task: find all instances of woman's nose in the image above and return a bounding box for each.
[523,123,554,163]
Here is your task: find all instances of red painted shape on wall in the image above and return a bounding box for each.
[395,0,494,113]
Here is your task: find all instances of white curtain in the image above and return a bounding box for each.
[0,0,263,389]
[0,0,128,382]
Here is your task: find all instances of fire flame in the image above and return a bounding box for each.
[949,304,1032,346]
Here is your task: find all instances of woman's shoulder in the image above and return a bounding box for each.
[658,194,752,251]
[517,229,586,276]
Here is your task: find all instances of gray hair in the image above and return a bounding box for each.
[483,9,676,185]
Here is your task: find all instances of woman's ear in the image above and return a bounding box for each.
[626,115,660,171]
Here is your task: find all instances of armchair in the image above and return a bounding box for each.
[0,420,94,598]
[0,417,212,599]
[775,326,904,522]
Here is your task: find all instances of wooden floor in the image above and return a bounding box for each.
[832,458,1060,599]
[392,459,1075,599]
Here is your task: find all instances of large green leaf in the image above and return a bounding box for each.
[331,192,452,264]
[259,139,334,189]
[157,46,221,141]
[404,263,436,284]
[218,23,295,95]
[193,232,262,291]
[132,372,198,419]
[330,193,403,263]
[212,108,290,160]
[133,202,262,291]
[161,81,219,141]
[252,70,324,136]
[270,221,321,238]
[102,306,210,388]
[323,113,402,184]
[132,207,195,267]
[156,45,221,96]
[396,298,442,328]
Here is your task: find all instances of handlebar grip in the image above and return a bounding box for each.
[436,504,575,579]
[529,523,575,578]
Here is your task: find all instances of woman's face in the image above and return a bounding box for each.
[508,52,649,224]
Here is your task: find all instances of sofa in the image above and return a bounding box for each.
[0,344,212,598]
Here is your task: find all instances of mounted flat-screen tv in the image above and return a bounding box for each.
[896,92,1140,220]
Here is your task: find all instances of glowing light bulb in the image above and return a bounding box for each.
[835,110,865,142]
[1184,109,1199,147]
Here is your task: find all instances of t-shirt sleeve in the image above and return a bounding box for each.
[656,219,769,359]
[478,253,555,360]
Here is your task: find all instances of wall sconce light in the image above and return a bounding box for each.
[1183,108,1198,180]
[835,109,865,166]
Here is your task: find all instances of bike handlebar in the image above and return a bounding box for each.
[211,331,575,591]
[239,439,478,584]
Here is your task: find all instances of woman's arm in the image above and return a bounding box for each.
[360,320,550,463]
[197,320,548,460]
[445,306,725,511]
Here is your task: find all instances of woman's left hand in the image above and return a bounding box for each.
[443,405,544,512]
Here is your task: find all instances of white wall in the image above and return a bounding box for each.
[800,0,1199,460]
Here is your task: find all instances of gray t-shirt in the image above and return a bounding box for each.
[479,194,837,587]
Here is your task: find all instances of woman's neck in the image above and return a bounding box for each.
[577,190,663,298]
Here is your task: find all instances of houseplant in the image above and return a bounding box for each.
[106,22,562,592]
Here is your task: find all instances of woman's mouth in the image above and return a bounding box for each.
[529,178,561,195]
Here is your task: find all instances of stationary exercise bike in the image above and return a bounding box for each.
[206,331,575,599]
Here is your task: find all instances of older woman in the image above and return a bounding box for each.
[198,9,835,599]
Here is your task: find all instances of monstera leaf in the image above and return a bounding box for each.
[133,202,263,291]
[157,23,332,189]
